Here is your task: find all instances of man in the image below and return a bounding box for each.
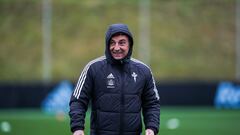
[69,23,160,135]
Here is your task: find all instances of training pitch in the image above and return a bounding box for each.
[0,107,239,135]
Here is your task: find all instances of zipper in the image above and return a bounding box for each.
[119,70,125,135]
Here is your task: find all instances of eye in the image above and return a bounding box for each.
[119,41,126,46]
[110,41,116,46]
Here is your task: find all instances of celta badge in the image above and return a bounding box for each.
[107,73,115,88]
[132,72,137,82]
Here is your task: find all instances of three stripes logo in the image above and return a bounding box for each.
[73,56,106,99]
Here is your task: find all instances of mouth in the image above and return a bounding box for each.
[111,52,125,59]
[112,53,123,56]
[112,51,123,54]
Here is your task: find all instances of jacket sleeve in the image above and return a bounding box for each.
[142,68,160,134]
[69,65,94,133]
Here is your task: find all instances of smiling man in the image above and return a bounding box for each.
[69,23,160,135]
[109,33,129,60]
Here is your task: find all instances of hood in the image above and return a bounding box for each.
[105,23,134,64]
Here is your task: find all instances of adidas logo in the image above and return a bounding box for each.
[107,73,115,79]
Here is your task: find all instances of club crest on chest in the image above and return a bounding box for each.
[107,73,115,88]
[132,72,137,82]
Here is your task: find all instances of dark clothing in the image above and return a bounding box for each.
[69,24,160,135]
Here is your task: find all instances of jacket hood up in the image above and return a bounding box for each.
[105,23,134,64]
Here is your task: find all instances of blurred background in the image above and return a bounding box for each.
[0,0,239,135]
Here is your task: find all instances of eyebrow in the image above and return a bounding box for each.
[111,39,127,42]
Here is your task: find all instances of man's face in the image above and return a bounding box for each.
[109,34,130,60]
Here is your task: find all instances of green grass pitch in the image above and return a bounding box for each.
[0,107,239,135]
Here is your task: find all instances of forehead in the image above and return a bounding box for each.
[111,34,129,41]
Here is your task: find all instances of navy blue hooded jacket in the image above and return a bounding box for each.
[69,24,160,135]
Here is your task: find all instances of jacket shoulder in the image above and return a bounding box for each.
[81,56,106,76]
[130,58,151,72]
[85,56,106,68]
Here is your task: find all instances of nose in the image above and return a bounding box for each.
[113,44,120,51]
